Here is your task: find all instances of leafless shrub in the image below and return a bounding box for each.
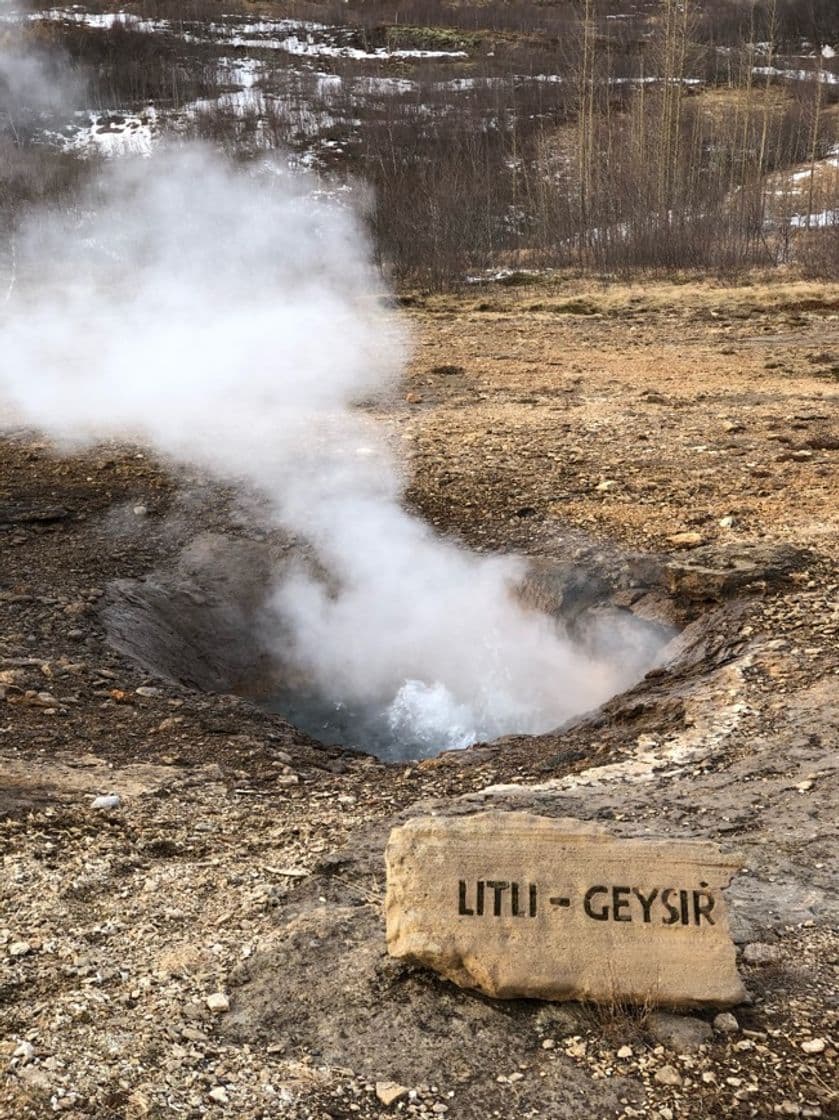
[12,0,839,288]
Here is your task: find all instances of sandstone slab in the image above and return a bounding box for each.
[385,812,745,1008]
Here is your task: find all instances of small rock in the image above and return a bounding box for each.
[9,941,31,958]
[13,1040,35,1063]
[541,1038,556,1050]
[596,479,618,492]
[648,1012,712,1053]
[800,1038,826,1055]
[713,1012,739,1034]
[91,794,121,811]
[667,531,704,549]
[31,691,58,707]
[654,1065,683,1087]
[376,1081,409,1107]
[133,505,148,516]
[206,992,230,1013]
[135,686,162,698]
[742,942,780,965]
[617,1045,633,1058]
[208,1086,228,1104]
[718,515,736,528]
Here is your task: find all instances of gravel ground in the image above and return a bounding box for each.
[1,279,837,1118]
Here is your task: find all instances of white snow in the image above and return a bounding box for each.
[44,108,158,157]
[216,57,264,89]
[753,65,839,85]
[29,9,470,60]
[789,209,839,228]
[29,9,165,34]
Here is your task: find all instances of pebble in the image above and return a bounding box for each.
[647,1012,712,1052]
[135,686,162,698]
[654,1065,682,1087]
[617,1045,633,1058]
[667,531,704,549]
[91,794,121,811]
[596,479,618,492]
[800,1038,826,1055]
[206,992,230,1013]
[208,1085,229,1104]
[9,941,31,957]
[541,1038,556,1050]
[742,942,781,965]
[713,1012,739,1034]
[13,1040,35,1063]
[376,1082,409,1106]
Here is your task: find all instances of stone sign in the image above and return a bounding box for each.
[385,812,745,1008]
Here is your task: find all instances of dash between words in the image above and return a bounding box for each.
[457,880,716,926]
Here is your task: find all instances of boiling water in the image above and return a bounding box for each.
[267,678,498,762]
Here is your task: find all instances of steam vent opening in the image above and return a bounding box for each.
[103,535,686,764]
[263,684,469,763]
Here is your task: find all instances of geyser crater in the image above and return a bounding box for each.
[103,534,677,763]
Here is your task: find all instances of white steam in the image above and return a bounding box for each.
[0,27,82,119]
[0,146,660,757]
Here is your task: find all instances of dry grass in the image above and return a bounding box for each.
[417,274,839,317]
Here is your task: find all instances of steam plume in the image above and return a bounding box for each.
[0,26,81,121]
[0,146,661,757]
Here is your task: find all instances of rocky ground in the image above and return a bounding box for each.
[0,277,837,1118]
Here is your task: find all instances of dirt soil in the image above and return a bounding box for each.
[0,278,837,1119]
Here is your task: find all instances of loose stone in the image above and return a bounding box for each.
[667,531,704,549]
[647,1012,712,1052]
[800,1038,826,1055]
[376,1082,409,1106]
[206,992,230,1013]
[742,942,780,965]
[713,1012,739,1034]
[91,794,121,811]
[654,1065,683,1087]
[13,1040,35,1063]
